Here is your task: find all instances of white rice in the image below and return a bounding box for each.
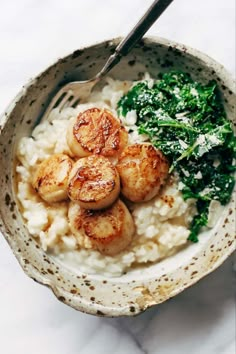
[16,76,196,277]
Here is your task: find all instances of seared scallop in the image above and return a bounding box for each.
[117,143,169,202]
[32,153,73,203]
[68,155,120,210]
[68,199,135,256]
[66,108,128,158]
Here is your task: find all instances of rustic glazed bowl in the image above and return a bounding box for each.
[0,37,235,317]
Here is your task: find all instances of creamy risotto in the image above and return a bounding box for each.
[16,77,196,277]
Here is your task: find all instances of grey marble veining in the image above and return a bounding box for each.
[0,1,235,353]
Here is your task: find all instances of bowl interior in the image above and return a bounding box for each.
[0,37,235,316]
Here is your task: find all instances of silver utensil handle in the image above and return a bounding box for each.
[96,0,174,79]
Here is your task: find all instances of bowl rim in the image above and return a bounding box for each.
[0,35,235,317]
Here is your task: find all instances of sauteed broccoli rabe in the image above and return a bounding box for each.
[118,71,235,242]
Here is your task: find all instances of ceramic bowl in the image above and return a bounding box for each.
[0,37,235,317]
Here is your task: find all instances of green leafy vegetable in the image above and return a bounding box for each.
[118,71,235,242]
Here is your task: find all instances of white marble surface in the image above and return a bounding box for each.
[0,0,235,353]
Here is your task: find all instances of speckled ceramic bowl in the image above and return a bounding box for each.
[0,37,235,317]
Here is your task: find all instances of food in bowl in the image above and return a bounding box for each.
[68,199,135,256]
[117,143,169,202]
[67,107,128,158]
[32,153,73,203]
[67,154,121,210]
[15,71,235,277]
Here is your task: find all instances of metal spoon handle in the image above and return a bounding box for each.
[96,0,174,79]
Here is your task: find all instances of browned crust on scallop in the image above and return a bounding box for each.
[73,108,128,157]
[74,204,123,243]
[69,199,135,255]
[32,154,73,193]
[117,143,169,202]
[68,155,120,210]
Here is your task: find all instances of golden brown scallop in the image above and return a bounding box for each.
[68,199,135,256]
[32,153,73,203]
[66,108,128,158]
[116,143,169,202]
[68,155,120,210]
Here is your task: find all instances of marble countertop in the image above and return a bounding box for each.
[0,0,235,353]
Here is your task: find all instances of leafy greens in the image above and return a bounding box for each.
[118,71,235,242]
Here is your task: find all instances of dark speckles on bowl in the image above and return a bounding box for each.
[0,37,235,317]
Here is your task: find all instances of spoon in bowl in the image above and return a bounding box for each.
[41,0,174,122]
